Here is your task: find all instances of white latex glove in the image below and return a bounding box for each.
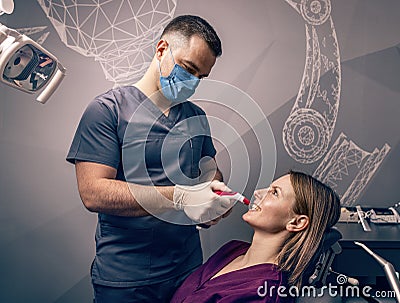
[173,180,234,224]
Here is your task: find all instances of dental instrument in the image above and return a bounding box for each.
[214,190,250,205]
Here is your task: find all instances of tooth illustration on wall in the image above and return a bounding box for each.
[282,0,341,164]
[313,133,391,206]
[37,0,177,86]
[15,26,50,45]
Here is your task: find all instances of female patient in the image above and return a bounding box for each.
[170,171,341,303]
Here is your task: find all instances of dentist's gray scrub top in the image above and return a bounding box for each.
[66,86,216,287]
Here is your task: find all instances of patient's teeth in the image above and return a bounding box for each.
[249,203,261,212]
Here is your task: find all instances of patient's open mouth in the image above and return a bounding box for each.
[248,202,261,212]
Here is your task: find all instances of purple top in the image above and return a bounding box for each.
[171,240,295,303]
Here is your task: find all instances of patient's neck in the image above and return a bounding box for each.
[210,231,288,280]
[242,231,288,266]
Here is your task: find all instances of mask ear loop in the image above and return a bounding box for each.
[168,46,175,64]
[158,44,175,76]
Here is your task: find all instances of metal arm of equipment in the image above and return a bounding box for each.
[355,241,400,303]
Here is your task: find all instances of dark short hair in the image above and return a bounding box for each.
[161,15,222,57]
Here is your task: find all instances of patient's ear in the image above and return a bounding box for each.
[286,215,309,232]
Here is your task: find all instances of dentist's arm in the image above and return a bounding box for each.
[75,161,172,217]
[75,160,231,222]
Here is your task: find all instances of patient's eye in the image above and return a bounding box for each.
[269,186,278,197]
[254,186,279,201]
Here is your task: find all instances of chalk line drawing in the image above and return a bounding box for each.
[16,26,50,44]
[37,0,177,86]
[282,0,391,205]
[283,0,341,164]
[313,133,391,206]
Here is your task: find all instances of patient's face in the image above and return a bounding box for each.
[243,174,296,234]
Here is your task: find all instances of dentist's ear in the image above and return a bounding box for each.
[286,215,309,232]
[156,39,169,60]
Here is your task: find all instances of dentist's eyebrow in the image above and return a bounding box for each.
[181,59,209,78]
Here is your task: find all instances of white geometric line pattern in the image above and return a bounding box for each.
[283,0,391,205]
[313,133,391,206]
[283,0,341,164]
[16,26,50,45]
[37,0,177,85]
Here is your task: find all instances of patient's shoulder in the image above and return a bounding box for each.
[220,239,250,252]
[211,240,251,261]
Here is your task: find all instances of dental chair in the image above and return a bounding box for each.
[295,227,343,303]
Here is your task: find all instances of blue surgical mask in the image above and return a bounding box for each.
[159,48,200,103]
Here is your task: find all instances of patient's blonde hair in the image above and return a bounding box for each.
[276,171,341,287]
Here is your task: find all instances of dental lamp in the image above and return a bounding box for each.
[0,0,66,103]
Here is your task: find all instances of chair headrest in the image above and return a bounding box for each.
[302,227,342,286]
[319,227,342,251]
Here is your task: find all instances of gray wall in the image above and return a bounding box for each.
[1,0,399,302]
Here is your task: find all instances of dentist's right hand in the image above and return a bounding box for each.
[173,180,234,224]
